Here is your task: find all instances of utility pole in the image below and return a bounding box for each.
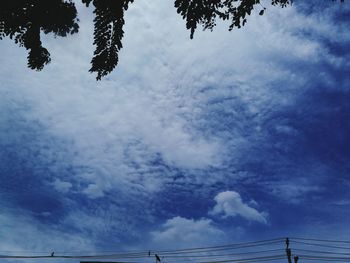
[155,254,161,263]
[286,238,292,263]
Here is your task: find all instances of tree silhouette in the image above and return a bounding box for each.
[82,0,134,79]
[0,1,78,70]
[0,0,344,80]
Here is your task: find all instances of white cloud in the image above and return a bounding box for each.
[0,0,342,201]
[82,183,105,199]
[151,216,226,248]
[0,0,347,246]
[52,179,72,193]
[0,210,95,262]
[210,191,267,224]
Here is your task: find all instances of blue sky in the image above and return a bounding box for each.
[0,0,350,261]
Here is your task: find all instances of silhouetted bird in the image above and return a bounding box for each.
[51,252,54,257]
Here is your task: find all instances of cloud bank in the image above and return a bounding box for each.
[0,0,349,255]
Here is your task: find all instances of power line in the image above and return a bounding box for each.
[156,240,284,255]
[155,238,284,253]
[0,239,284,259]
[0,253,148,259]
[198,254,286,263]
[0,250,150,255]
[292,240,350,250]
[0,238,284,256]
[0,254,286,262]
[291,237,350,244]
[293,248,350,256]
[4,236,350,262]
[0,248,284,260]
[161,254,287,263]
[298,254,350,262]
[157,248,284,258]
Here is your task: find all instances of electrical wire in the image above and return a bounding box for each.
[160,255,286,263]
[198,254,286,263]
[0,254,287,263]
[156,248,284,258]
[291,237,350,244]
[0,238,284,256]
[155,238,284,253]
[293,248,350,256]
[0,248,284,260]
[6,236,350,262]
[298,254,350,262]
[0,253,151,259]
[292,240,350,250]
[0,250,150,256]
[156,240,284,255]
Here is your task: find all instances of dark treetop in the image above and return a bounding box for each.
[0,0,343,80]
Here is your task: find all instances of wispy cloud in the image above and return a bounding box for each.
[0,0,349,252]
[0,208,95,259]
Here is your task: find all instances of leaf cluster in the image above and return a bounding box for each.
[0,0,78,70]
[83,0,134,80]
[0,0,344,80]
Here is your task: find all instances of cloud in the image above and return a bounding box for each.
[1,0,349,250]
[82,183,105,199]
[210,191,267,224]
[151,216,226,248]
[1,0,341,202]
[265,182,321,204]
[0,209,95,262]
[52,179,72,193]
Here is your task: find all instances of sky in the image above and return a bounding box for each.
[1,0,350,262]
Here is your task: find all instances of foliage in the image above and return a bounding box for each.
[82,0,134,80]
[0,0,78,70]
[0,0,344,80]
